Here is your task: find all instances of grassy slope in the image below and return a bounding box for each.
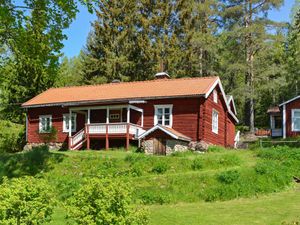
[2,148,299,224]
[148,186,300,225]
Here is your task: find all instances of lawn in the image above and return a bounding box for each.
[1,146,300,224]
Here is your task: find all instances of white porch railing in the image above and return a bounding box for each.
[86,123,145,138]
[70,128,85,149]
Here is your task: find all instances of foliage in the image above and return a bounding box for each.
[38,127,58,144]
[151,161,169,174]
[0,120,25,153]
[0,176,55,225]
[217,170,240,184]
[66,178,148,225]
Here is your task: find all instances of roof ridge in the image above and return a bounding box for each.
[47,76,219,91]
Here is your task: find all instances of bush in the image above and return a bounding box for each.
[151,162,169,174]
[66,178,148,225]
[217,170,240,184]
[191,158,204,170]
[0,120,25,153]
[0,176,55,224]
[140,191,171,205]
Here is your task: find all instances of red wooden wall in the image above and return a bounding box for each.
[285,99,300,137]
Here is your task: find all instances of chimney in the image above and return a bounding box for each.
[111,79,121,83]
[155,72,170,79]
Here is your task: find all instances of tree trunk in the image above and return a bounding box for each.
[245,0,255,133]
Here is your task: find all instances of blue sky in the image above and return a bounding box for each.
[62,0,296,58]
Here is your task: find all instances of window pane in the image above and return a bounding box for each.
[294,111,300,118]
[158,119,163,125]
[157,108,163,115]
[164,108,170,114]
[164,119,170,126]
[295,118,300,130]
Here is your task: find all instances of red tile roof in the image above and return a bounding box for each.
[22,76,219,107]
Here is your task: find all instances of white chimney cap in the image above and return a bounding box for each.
[155,72,170,79]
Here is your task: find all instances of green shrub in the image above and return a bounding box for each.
[0,176,55,224]
[0,120,25,153]
[140,191,171,205]
[66,178,148,225]
[217,170,240,184]
[151,162,169,174]
[191,158,204,170]
[130,163,144,177]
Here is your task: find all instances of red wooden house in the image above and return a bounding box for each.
[268,95,300,138]
[22,73,239,154]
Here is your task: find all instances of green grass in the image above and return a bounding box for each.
[1,146,300,224]
[148,185,300,225]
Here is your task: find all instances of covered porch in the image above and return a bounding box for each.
[267,106,282,138]
[68,104,145,150]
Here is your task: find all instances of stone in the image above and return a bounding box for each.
[23,142,63,151]
[189,141,210,152]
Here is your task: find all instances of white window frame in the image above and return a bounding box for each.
[213,89,218,103]
[212,109,219,134]
[63,113,77,133]
[292,109,300,132]
[154,104,173,127]
[39,115,52,133]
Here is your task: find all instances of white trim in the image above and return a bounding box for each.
[155,72,170,78]
[106,107,109,124]
[227,95,237,115]
[39,115,52,133]
[138,124,191,141]
[212,109,219,134]
[129,100,147,104]
[291,109,300,132]
[283,104,286,139]
[127,106,130,123]
[154,104,173,127]
[26,113,28,142]
[213,90,218,103]
[205,78,239,123]
[63,113,77,133]
[279,95,300,107]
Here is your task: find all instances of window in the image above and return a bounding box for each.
[212,109,218,134]
[109,114,120,120]
[154,105,173,127]
[63,113,77,133]
[39,115,52,133]
[213,90,218,103]
[292,109,300,131]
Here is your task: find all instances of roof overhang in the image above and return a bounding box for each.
[138,125,192,142]
[279,95,300,107]
[22,94,205,109]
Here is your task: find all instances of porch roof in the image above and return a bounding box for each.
[22,76,218,108]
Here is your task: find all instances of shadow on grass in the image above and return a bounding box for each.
[0,145,65,179]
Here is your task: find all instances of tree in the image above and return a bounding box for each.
[66,178,148,225]
[55,54,84,87]
[0,176,55,225]
[0,0,81,122]
[220,0,284,132]
[81,0,139,84]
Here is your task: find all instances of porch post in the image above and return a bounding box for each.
[141,110,144,127]
[68,109,72,149]
[106,107,109,124]
[105,124,109,150]
[126,123,129,150]
[283,104,286,139]
[87,109,90,124]
[127,106,130,123]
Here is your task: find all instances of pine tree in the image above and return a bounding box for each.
[81,0,138,84]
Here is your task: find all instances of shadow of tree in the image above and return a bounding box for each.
[0,145,65,179]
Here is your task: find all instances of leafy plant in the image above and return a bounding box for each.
[38,127,58,144]
[191,158,204,170]
[217,170,240,184]
[0,176,55,224]
[66,178,148,225]
[151,162,169,174]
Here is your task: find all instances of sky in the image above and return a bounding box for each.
[62,0,296,58]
